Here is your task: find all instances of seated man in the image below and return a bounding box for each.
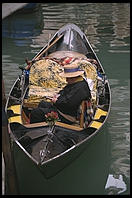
[30,63,91,125]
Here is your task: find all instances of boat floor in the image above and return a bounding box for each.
[10,122,93,164]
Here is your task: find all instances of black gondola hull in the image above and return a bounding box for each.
[5,23,111,181]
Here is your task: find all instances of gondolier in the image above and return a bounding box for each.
[30,63,91,124]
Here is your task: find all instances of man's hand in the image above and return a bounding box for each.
[52,94,60,103]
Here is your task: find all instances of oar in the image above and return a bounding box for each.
[22,34,64,70]
[33,33,64,61]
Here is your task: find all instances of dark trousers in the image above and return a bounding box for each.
[30,100,73,124]
[30,101,56,124]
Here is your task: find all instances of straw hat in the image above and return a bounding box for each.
[60,64,84,78]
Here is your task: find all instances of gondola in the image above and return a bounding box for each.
[5,23,111,179]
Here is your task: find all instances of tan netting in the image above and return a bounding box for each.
[29,59,67,89]
[76,59,97,103]
[75,59,97,84]
[24,59,67,106]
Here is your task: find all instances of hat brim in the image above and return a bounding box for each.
[59,70,84,78]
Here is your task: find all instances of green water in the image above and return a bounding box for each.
[2,3,130,195]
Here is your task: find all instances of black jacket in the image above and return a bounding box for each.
[54,79,91,117]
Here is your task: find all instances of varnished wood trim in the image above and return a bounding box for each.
[24,121,83,131]
[56,122,83,131]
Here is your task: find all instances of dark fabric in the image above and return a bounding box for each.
[30,101,55,124]
[30,79,91,124]
[30,104,73,124]
[2,107,8,126]
[54,79,91,116]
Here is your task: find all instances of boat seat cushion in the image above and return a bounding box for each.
[27,58,67,105]
[73,58,97,103]
[78,100,94,128]
[26,56,97,107]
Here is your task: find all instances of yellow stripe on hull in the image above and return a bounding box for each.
[90,121,102,129]
[8,116,22,124]
[94,108,107,120]
[8,105,21,114]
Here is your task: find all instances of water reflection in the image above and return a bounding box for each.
[33,3,130,54]
[2,4,43,47]
[111,4,130,40]
[108,77,130,193]
[2,3,130,52]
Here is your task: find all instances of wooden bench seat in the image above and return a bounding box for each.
[24,121,83,131]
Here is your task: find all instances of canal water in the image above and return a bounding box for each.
[2,3,130,195]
